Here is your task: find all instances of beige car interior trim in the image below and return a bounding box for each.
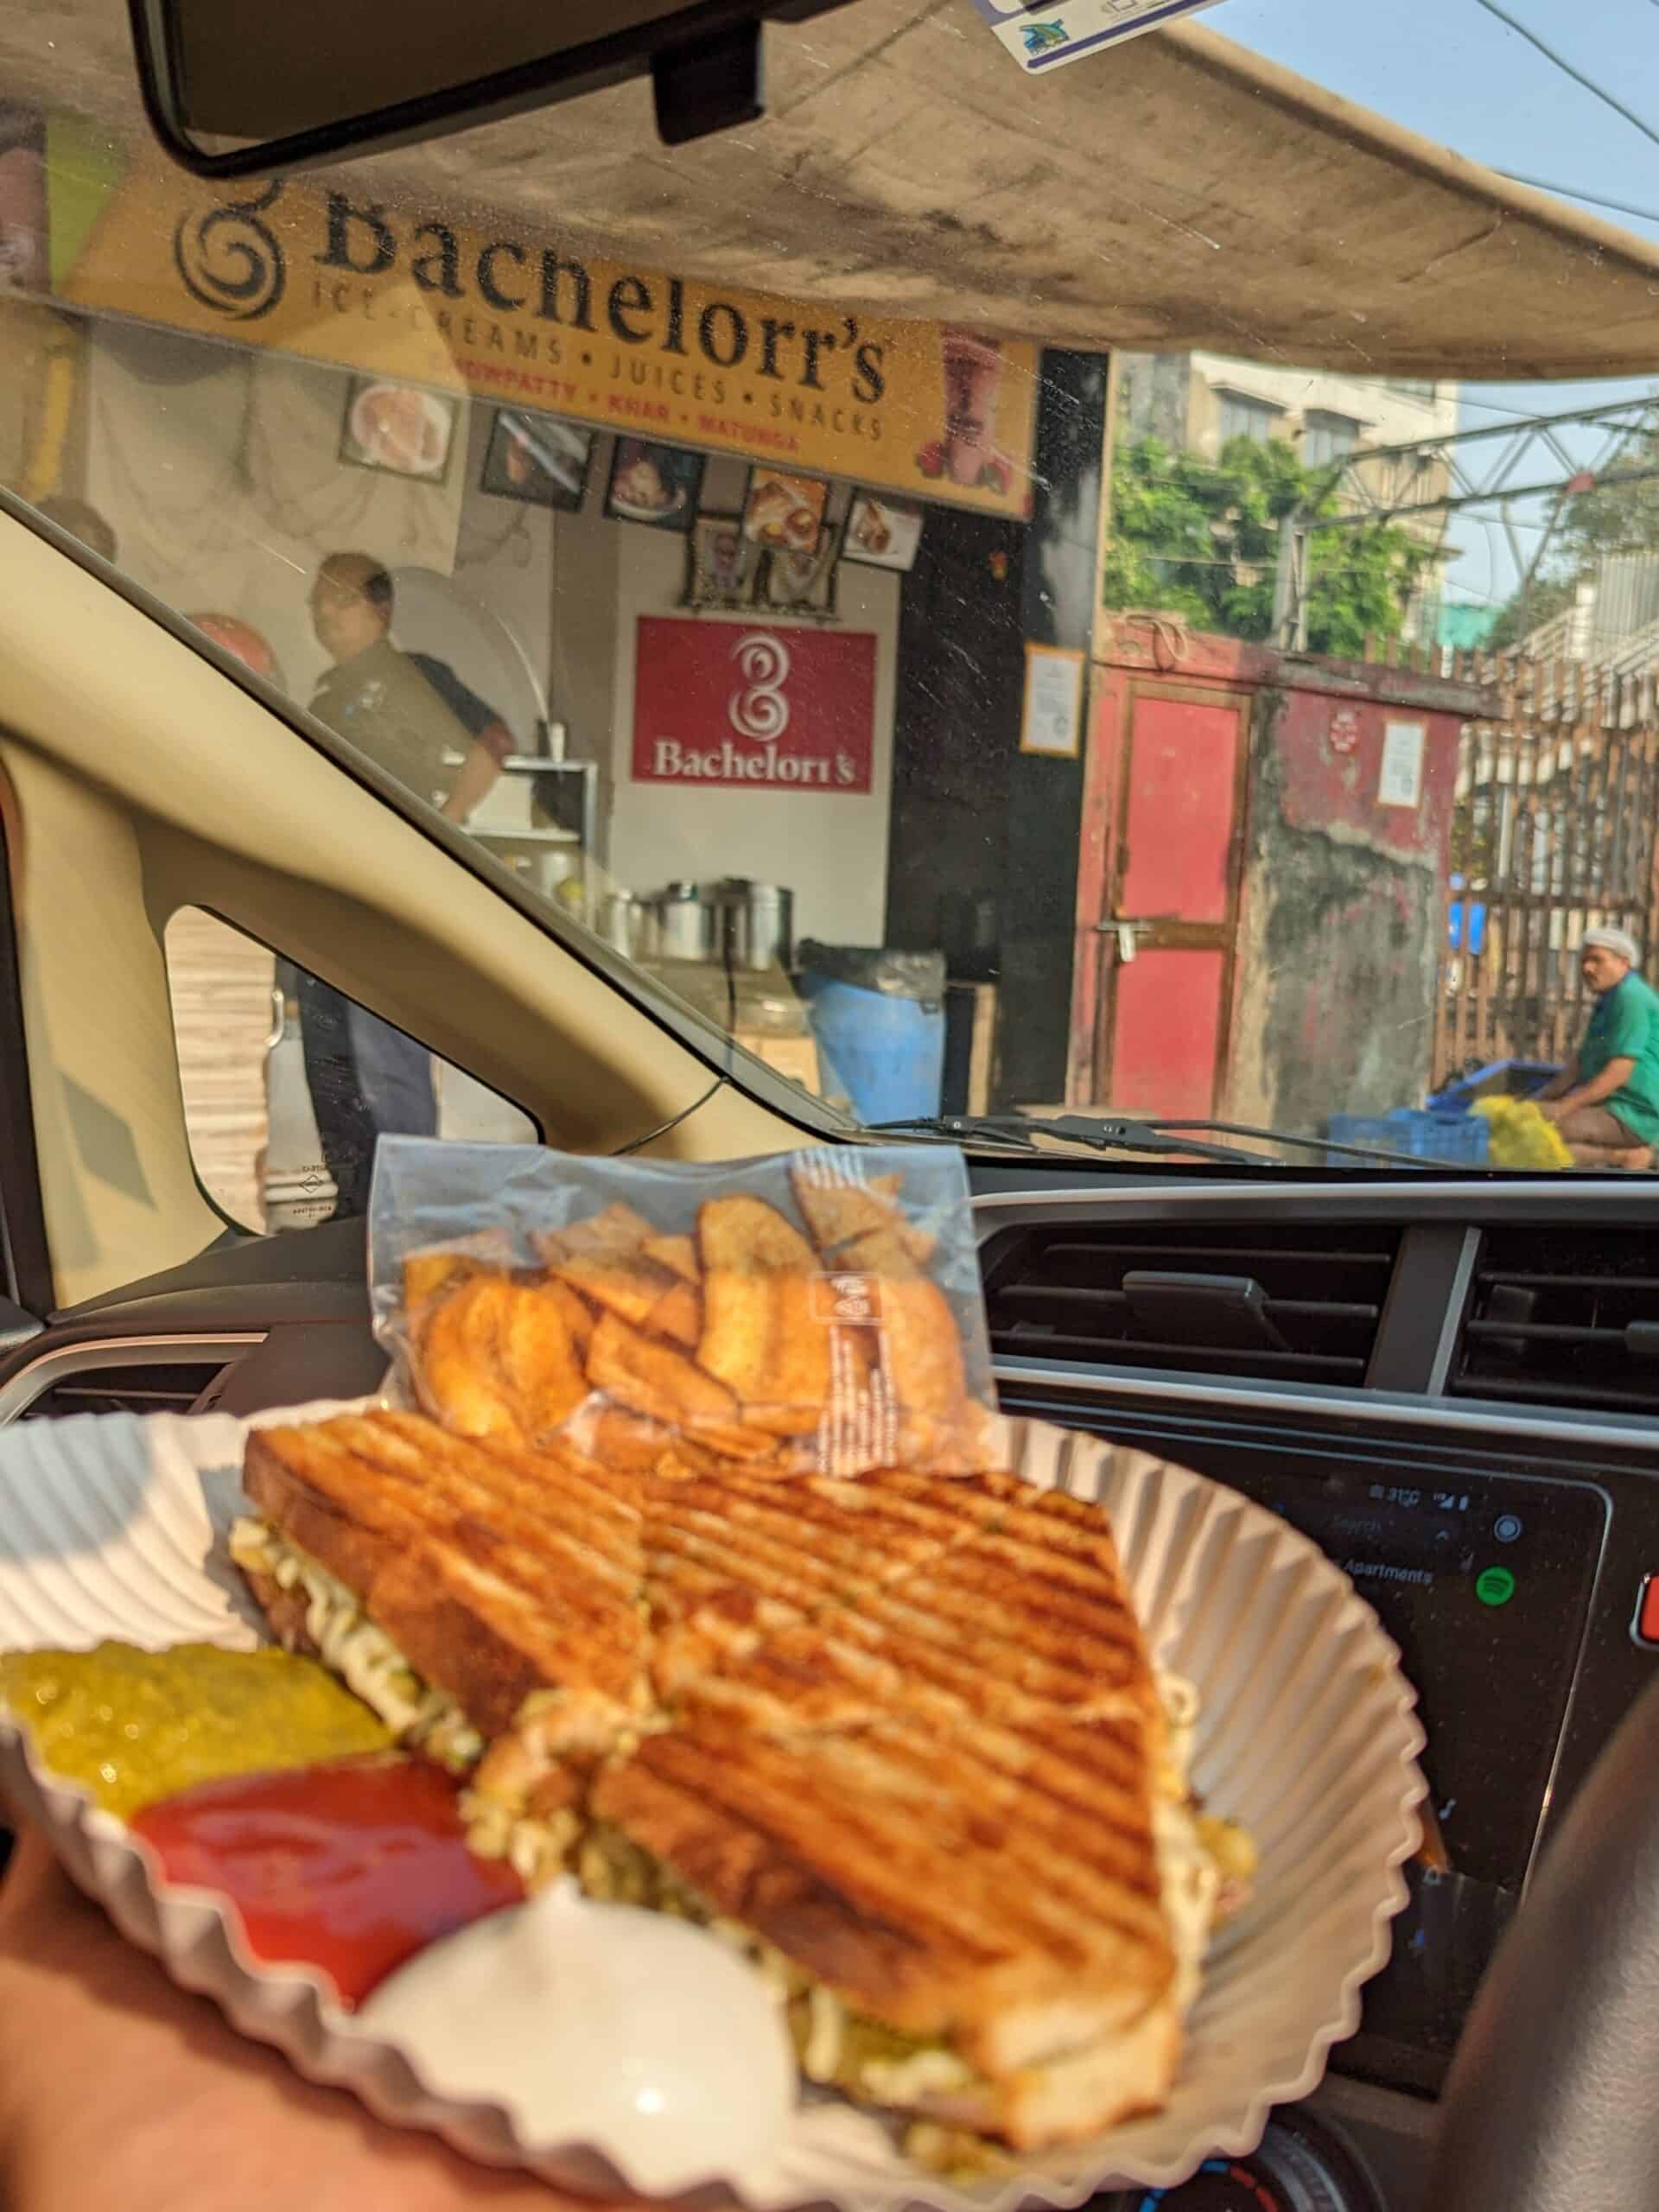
[0,514,798,1308]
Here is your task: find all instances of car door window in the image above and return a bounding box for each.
[163,907,536,1233]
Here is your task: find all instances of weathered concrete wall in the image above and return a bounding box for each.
[1228,676,1463,1131]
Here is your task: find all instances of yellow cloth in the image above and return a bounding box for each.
[1472,1096,1574,1170]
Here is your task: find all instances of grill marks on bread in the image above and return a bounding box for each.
[241,1409,1174,2079]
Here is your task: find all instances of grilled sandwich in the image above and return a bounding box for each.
[232,1408,1249,2154]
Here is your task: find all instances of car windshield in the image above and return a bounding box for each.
[1,0,1657,1213]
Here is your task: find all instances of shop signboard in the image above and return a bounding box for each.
[48,143,1039,520]
[631,616,875,792]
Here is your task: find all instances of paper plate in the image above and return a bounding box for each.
[0,1402,1425,2209]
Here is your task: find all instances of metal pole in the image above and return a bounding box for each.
[1271,512,1306,649]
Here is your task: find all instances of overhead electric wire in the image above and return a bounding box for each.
[1471,0,1659,156]
[1496,168,1659,228]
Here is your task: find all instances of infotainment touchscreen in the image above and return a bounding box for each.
[1221,1459,1606,2076]
[1231,1466,1605,1892]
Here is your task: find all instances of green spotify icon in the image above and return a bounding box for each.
[1475,1565,1516,1608]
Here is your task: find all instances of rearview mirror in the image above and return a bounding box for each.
[127,0,862,175]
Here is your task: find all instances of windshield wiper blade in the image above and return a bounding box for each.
[865,1115,1055,1154]
[870,1112,1459,1170]
[866,1114,1287,1168]
[1084,1116,1458,1169]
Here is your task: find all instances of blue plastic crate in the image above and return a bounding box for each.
[1326,1108,1491,1167]
[1427,1059,1559,1114]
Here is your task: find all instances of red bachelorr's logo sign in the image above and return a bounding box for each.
[632,616,876,792]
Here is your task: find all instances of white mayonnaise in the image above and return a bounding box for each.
[356,1878,797,2191]
[1154,1796,1222,2014]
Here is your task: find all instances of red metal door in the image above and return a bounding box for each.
[1093,684,1249,1116]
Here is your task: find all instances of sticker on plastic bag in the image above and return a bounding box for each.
[367,1138,998,1478]
[968,0,1223,79]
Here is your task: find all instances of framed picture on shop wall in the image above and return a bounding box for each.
[762,537,839,617]
[842,490,925,571]
[480,410,594,511]
[606,438,703,531]
[685,516,763,609]
[742,466,830,551]
[339,376,457,483]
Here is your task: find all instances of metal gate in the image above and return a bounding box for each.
[1433,655,1659,1083]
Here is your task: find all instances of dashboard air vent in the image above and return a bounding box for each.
[1452,1225,1659,1413]
[22,1359,238,1422]
[982,1220,1399,1383]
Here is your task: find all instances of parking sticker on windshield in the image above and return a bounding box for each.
[968,0,1224,77]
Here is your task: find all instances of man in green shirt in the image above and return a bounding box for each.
[1536,926,1659,1168]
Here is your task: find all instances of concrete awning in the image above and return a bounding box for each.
[6,0,1659,375]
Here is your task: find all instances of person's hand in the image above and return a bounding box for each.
[0,1817,645,2212]
[1534,1096,1565,1123]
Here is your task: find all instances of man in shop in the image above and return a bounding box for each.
[301,550,517,1216]
[1535,925,1659,1169]
[308,550,513,823]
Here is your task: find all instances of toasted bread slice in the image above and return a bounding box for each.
[818,1478,1164,1726]
[415,1275,592,1446]
[643,1232,700,1284]
[417,1274,524,1443]
[696,1195,832,1439]
[237,1408,1198,2151]
[550,1249,683,1330]
[791,1162,939,1266]
[898,1996,1181,2152]
[590,1699,1174,2071]
[641,1464,996,1658]
[495,1280,590,1437]
[541,1276,597,1357]
[644,1278,702,1351]
[244,1412,648,1736]
[587,1310,776,1460]
[835,1226,967,1423]
[533,1203,656,1268]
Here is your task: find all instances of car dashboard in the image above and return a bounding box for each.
[8,1166,1659,2212]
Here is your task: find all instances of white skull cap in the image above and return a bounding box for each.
[1580,925,1640,965]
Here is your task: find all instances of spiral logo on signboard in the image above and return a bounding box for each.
[728,632,792,742]
[172,181,287,322]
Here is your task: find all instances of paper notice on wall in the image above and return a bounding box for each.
[968,0,1224,79]
[1020,644,1085,757]
[1378,720,1427,810]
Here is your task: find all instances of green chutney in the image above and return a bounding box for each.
[0,1641,391,1819]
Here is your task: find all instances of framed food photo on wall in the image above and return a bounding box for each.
[340,377,458,483]
[742,466,830,553]
[606,438,703,531]
[842,490,925,572]
[480,410,594,511]
[685,516,762,610]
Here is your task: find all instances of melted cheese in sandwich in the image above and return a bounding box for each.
[229,1519,484,1770]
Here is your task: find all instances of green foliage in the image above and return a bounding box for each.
[1558,426,1659,559]
[1484,570,1579,653]
[1101,435,1433,655]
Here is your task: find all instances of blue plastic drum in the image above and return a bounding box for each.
[800,975,945,1124]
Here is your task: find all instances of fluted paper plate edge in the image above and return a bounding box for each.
[0,1403,1427,2212]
